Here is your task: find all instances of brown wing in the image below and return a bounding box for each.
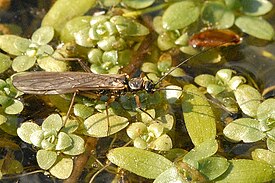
[12,72,127,94]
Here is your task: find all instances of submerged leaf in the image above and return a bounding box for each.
[199,157,229,180]
[0,53,11,73]
[154,166,185,183]
[107,147,173,179]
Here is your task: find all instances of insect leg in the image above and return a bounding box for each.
[134,95,154,119]
[64,91,78,125]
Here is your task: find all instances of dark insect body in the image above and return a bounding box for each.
[189,29,241,48]
[12,72,154,95]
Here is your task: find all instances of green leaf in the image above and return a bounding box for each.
[42,114,63,132]
[182,84,216,146]
[63,134,85,156]
[31,26,54,45]
[60,16,92,43]
[55,132,72,151]
[17,122,41,144]
[215,159,274,183]
[234,84,262,117]
[0,35,31,55]
[257,98,275,124]
[41,0,96,33]
[162,1,200,30]
[49,157,73,179]
[122,0,155,9]
[73,103,94,119]
[251,148,275,167]
[84,112,129,137]
[107,147,173,179]
[30,130,44,147]
[240,0,273,16]
[110,16,149,36]
[37,56,69,72]
[12,55,36,72]
[149,134,173,151]
[267,138,275,152]
[141,62,158,74]
[61,119,79,134]
[154,166,185,183]
[183,139,218,169]
[202,2,235,29]
[0,53,11,73]
[235,16,275,40]
[199,157,229,180]
[0,115,7,126]
[194,74,216,88]
[4,99,24,114]
[223,118,265,143]
[37,150,57,170]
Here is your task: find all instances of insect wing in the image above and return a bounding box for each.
[12,72,127,94]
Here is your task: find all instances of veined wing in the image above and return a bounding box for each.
[12,72,127,94]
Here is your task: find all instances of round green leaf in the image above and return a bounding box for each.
[234,84,262,117]
[75,28,96,47]
[182,84,216,146]
[107,147,173,179]
[252,148,275,167]
[162,1,200,30]
[149,134,173,151]
[0,35,31,55]
[31,26,54,45]
[202,2,235,29]
[0,53,11,73]
[49,157,73,179]
[141,62,158,74]
[199,157,229,180]
[257,98,275,124]
[17,122,41,144]
[235,16,275,40]
[154,166,185,183]
[42,114,63,132]
[122,0,155,9]
[37,56,69,72]
[194,74,216,87]
[110,16,150,36]
[240,0,273,16]
[267,138,275,152]
[215,159,274,183]
[84,112,129,137]
[63,134,85,156]
[55,132,72,151]
[4,99,24,114]
[37,150,57,170]
[30,130,44,147]
[12,56,36,72]
[223,118,265,143]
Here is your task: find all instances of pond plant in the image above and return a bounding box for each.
[0,0,274,182]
